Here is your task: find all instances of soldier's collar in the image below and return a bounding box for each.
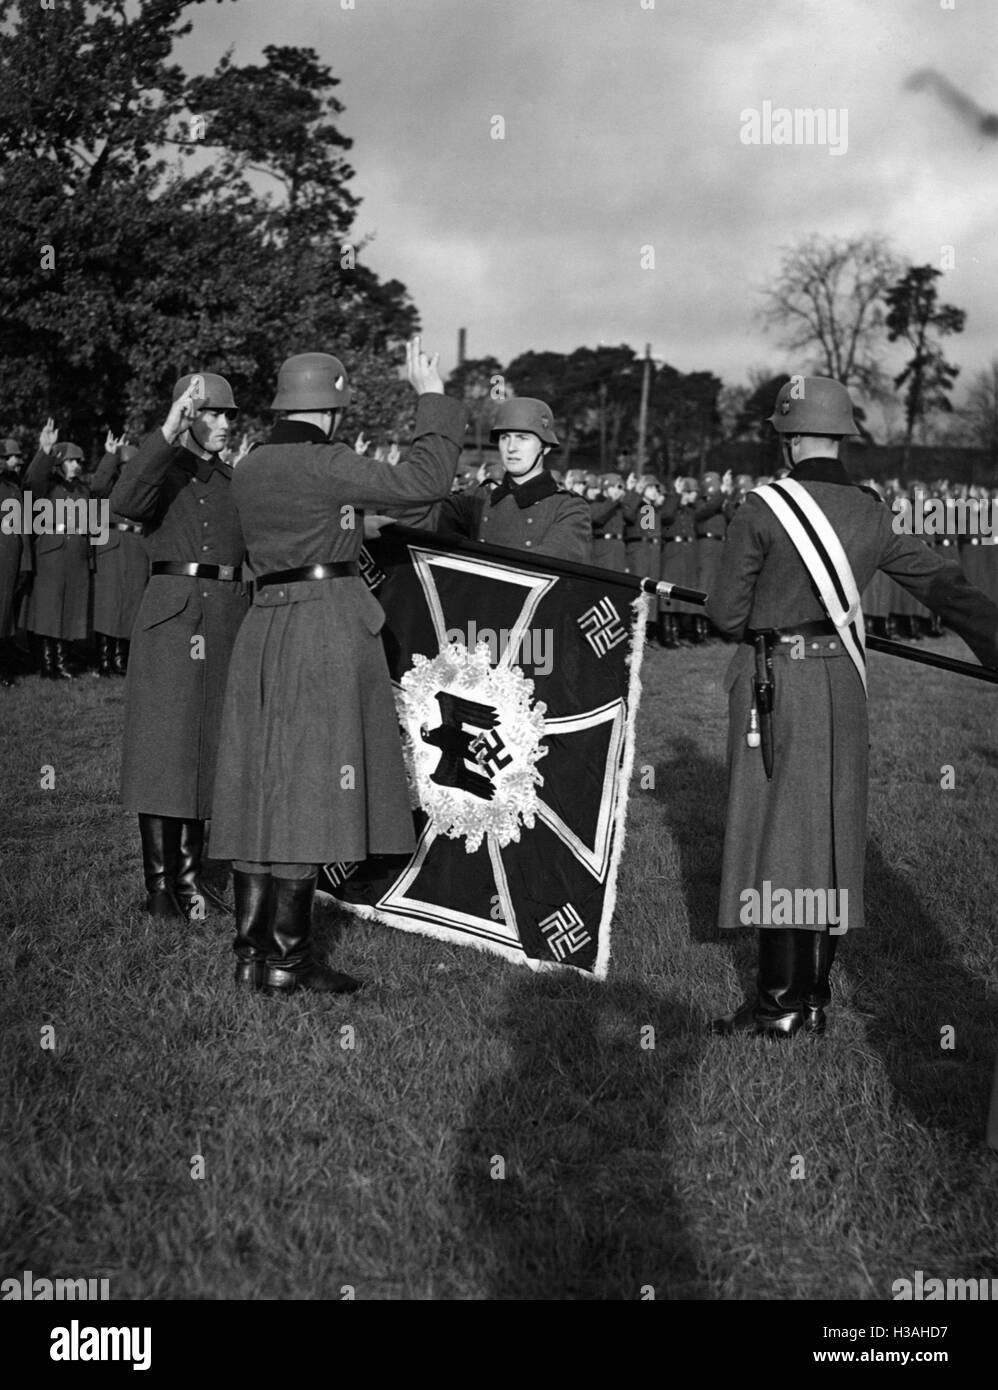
[176,447,229,483]
[490,468,559,508]
[268,420,331,446]
[790,458,853,487]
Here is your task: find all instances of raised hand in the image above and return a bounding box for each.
[39,417,59,453]
[386,442,401,465]
[354,431,370,456]
[405,335,444,395]
[162,383,202,445]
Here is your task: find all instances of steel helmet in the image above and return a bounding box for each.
[767,376,858,436]
[490,397,559,447]
[601,472,623,488]
[172,372,238,411]
[700,471,722,492]
[52,441,84,461]
[735,473,755,490]
[271,353,351,411]
[2,437,23,456]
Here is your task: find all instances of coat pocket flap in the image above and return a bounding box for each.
[139,578,191,629]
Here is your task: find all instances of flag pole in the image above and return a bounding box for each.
[378,527,998,686]
[866,633,998,687]
[380,524,708,605]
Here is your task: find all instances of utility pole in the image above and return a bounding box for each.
[636,342,651,476]
[457,327,467,366]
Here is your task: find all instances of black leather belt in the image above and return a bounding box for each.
[151,561,242,582]
[595,533,620,540]
[113,520,144,535]
[698,534,724,541]
[256,562,359,588]
[938,539,956,546]
[665,537,695,543]
[627,537,660,545]
[745,619,837,644]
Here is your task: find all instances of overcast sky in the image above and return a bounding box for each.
[179,0,998,406]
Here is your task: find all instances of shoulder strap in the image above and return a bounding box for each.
[753,479,868,696]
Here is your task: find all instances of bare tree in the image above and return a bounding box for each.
[960,359,998,465]
[760,234,902,400]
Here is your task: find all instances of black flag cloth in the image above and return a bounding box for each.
[319,530,649,978]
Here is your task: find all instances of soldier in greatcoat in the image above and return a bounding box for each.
[659,476,700,647]
[109,374,247,922]
[708,377,998,1038]
[695,471,728,642]
[590,473,627,571]
[24,428,93,680]
[623,475,666,645]
[209,340,467,996]
[0,437,31,685]
[89,434,149,675]
[436,398,590,563]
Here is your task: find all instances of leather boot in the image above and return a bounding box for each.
[138,814,183,918]
[262,875,362,997]
[695,615,709,644]
[645,621,659,648]
[40,637,68,680]
[802,931,839,1035]
[0,641,14,687]
[232,870,273,989]
[712,929,805,1038]
[96,633,115,677]
[113,637,130,675]
[175,819,233,920]
[53,640,77,679]
[660,614,679,648]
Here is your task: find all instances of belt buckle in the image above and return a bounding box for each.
[216,564,235,581]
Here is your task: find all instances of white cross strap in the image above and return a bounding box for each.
[753,479,868,695]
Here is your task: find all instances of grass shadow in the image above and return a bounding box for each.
[451,971,709,1300]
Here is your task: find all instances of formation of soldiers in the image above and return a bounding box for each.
[0,425,244,685]
[4,422,997,689]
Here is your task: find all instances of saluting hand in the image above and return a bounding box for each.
[354,431,370,455]
[105,429,126,454]
[387,442,401,465]
[39,417,59,453]
[406,335,444,396]
[162,383,202,445]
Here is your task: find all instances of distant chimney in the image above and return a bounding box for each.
[457,327,467,366]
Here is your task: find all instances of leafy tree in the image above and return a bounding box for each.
[0,2,418,451]
[884,264,965,459]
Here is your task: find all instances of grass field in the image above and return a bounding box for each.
[1,634,996,1301]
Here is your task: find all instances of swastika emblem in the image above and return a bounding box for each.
[577,596,627,657]
[469,728,513,775]
[359,546,386,591]
[538,903,592,962]
[323,861,358,888]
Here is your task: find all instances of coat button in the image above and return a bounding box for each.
[526,517,533,524]
[811,642,818,650]
[202,545,208,551]
[830,641,837,649]
[525,540,532,546]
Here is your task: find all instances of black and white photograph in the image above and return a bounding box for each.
[2,0,996,1354]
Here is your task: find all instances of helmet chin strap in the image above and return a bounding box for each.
[781,437,796,471]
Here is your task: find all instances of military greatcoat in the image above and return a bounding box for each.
[437,469,591,563]
[23,451,93,641]
[110,434,247,819]
[0,472,30,638]
[707,458,998,936]
[659,499,700,615]
[622,489,663,580]
[589,495,626,570]
[89,451,149,637]
[209,395,467,865]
